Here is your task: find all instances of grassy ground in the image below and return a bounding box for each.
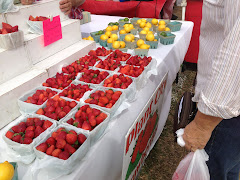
[138,69,196,180]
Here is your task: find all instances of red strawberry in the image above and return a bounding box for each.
[26,126,35,131]
[68,130,77,136]
[52,149,62,157]
[42,120,53,130]
[36,142,48,152]
[36,108,44,115]
[66,134,77,145]
[69,101,77,108]
[88,115,96,127]
[35,120,43,127]
[46,137,56,146]
[56,139,66,149]
[78,134,87,144]
[58,111,67,119]
[2,29,8,34]
[6,131,14,139]
[11,25,18,32]
[52,131,58,139]
[23,137,33,144]
[58,151,70,160]
[67,118,74,125]
[35,126,44,137]
[26,118,34,126]
[11,126,19,133]
[64,144,76,154]
[62,106,71,114]
[92,108,101,116]
[56,131,67,140]
[2,22,12,32]
[18,122,27,132]
[46,145,55,155]
[29,15,35,21]
[25,130,34,139]
[81,121,92,131]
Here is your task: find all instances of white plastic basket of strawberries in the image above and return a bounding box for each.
[32,124,90,179]
[18,86,60,114]
[0,22,24,50]
[2,114,57,164]
[81,87,126,116]
[60,104,110,144]
[75,68,110,87]
[34,95,79,123]
[88,46,113,60]
[102,72,137,102]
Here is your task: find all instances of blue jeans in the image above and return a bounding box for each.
[205,116,240,180]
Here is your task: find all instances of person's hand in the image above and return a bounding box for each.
[182,111,222,152]
[59,0,73,15]
[21,0,35,5]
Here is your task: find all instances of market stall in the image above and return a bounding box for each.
[0,5,193,179]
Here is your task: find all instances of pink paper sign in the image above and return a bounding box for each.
[43,15,62,46]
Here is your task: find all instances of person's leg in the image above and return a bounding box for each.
[204,116,240,180]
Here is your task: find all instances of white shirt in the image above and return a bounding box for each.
[193,0,240,119]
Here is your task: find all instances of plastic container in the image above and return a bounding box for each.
[112,47,128,52]
[10,162,18,180]
[118,19,129,26]
[2,114,57,164]
[167,21,182,32]
[139,33,147,41]
[107,42,113,49]
[119,33,128,41]
[60,104,110,144]
[134,49,149,57]
[32,124,90,178]
[0,30,24,50]
[81,87,126,116]
[130,17,140,24]
[159,32,176,45]
[27,20,43,34]
[99,39,108,47]
[130,28,138,35]
[18,86,60,114]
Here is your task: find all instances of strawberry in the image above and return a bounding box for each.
[36,143,48,152]
[88,115,96,127]
[2,29,8,34]
[35,126,44,137]
[23,137,33,144]
[42,120,53,130]
[82,121,91,130]
[69,101,77,108]
[11,125,19,133]
[68,130,77,136]
[92,108,101,116]
[56,139,66,149]
[64,143,76,154]
[36,108,44,115]
[66,134,77,145]
[18,122,26,133]
[46,145,55,155]
[78,134,87,144]
[52,132,58,139]
[29,15,35,21]
[56,131,67,140]
[26,126,35,131]
[11,25,18,32]
[5,131,14,139]
[67,118,74,125]
[35,120,43,127]
[25,130,34,139]
[2,22,12,32]
[58,151,70,160]
[26,118,34,126]
[46,137,56,146]
[52,149,62,157]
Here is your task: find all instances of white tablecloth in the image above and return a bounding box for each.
[0,15,193,180]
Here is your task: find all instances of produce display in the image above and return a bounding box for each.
[103,74,133,89]
[36,127,87,160]
[59,83,92,101]
[75,55,101,67]
[66,105,108,130]
[78,69,109,84]
[85,89,122,108]
[5,118,53,144]
[36,95,77,121]
[0,22,18,34]
[24,88,58,105]
[42,73,75,90]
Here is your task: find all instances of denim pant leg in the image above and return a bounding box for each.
[204,116,240,180]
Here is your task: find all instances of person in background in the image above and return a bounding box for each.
[182,0,240,179]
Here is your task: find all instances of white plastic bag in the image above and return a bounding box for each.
[0,30,24,50]
[0,0,19,13]
[173,128,210,180]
